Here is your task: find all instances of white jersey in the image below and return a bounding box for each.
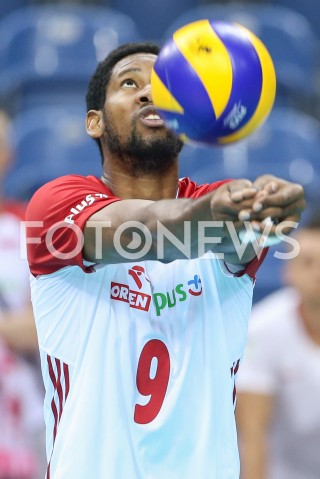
[237,288,320,479]
[26,175,265,479]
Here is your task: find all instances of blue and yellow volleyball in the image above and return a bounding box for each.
[151,19,276,146]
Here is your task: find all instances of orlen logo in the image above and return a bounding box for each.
[110,282,152,311]
[110,266,152,312]
[128,265,146,289]
[153,274,202,317]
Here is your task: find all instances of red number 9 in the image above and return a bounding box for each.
[134,339,170,424]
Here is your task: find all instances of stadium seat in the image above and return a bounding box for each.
[267,0,320,40]
[164,3,319,108]
[3,106,101,201]
[178,105,320,301]
[108,0,198,42]
[241,107,320,201]
[0,5,141,113]
[0,0,30,20]
[179,139,249,185]
[180,106,320,202]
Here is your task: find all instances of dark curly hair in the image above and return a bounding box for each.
[85,42,160,158]
[86,42,160,112]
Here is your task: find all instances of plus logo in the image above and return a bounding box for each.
[153,273,203,316]
[188,275,202,296]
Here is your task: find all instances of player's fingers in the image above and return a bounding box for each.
[251,213,301,236]
[230,187,258,203]
[227,179,258,203]
[250,218,278,235]
[238,208,253,221]
[252,175,280,193]
[250,197,306,222]
[253,183,305,209]
[211,182,257,218]
[228,179,254,191]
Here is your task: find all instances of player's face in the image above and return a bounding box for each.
[285,230,320,303]
[100,53,183,174]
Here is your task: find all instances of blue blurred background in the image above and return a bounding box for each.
[0,0,319,303]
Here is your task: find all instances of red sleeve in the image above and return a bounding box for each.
[223,247,268,280]
[178,177,268,278]
[178,176,232,198]
[25,175,120,276]
[240,247,268,279]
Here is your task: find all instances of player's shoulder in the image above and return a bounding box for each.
[30,174,106,198]
[178,176,231,198]
[26,174,112,217]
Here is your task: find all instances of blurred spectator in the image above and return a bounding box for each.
[0,110,45,479]
[236,211,320,479]
[0,110,38,354]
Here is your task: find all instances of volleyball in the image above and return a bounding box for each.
[151,19,276,146]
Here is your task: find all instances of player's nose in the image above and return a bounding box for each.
[135,84,152,104]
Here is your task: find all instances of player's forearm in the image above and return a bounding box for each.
[84,193,228,263]
[142,197,259,264]
[142,194,228,260]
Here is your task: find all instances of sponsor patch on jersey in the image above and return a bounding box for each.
[153,274,202,316]
[110,282,152,311]
[110,265,203,316]
[64,193,109,223]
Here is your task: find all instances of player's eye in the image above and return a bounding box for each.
[121,79,137,88]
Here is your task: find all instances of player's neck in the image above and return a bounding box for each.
[101,163,179,200]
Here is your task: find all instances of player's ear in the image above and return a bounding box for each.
[86,110,104,138]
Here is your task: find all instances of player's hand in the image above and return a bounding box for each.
[210,178,259,229]
[231,174,306,235]
[209,179,264,261]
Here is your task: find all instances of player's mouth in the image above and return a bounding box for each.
[137,106,165,128]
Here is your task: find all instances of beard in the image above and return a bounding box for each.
[102,112,184,176]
